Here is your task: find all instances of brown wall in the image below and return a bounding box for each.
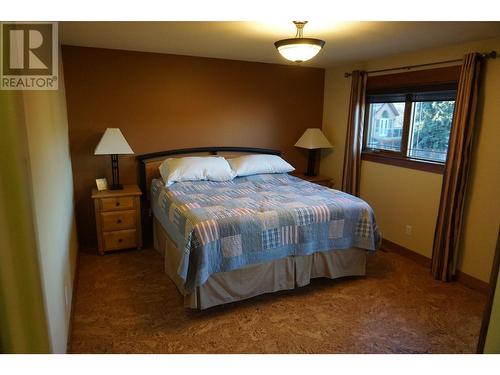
[62,46,325,249]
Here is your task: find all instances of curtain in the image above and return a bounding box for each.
[432,53,482,281]
[342,70,367,196]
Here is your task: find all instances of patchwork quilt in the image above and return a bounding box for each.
[151,174,381,292]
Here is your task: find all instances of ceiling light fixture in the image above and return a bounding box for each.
[274,21,325,63]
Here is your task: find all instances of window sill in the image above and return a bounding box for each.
[361,151,445,174]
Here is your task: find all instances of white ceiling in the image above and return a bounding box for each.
[60,21,500,68]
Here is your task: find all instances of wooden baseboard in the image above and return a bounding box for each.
[455,270,489,295]
[380,238,488,294]
[381,238,431,268]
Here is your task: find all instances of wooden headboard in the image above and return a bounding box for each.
[136,147,281,199]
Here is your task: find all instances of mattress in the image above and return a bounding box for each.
[151,173,380,292]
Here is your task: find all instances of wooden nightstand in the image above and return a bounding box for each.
[92,185,142,255]
[294,174,334,188]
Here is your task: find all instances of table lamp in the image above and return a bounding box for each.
[94,128,134,190]
[294,128,332,176]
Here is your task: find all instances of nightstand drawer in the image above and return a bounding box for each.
[103,229,137,251]
[100,196,135,212]
[101,210,136,231]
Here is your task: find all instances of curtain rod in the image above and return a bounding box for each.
[344,50,497,78]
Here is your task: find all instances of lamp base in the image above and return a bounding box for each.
[109,183,123,190]
[110,154,123,190]
[305,149,318,177]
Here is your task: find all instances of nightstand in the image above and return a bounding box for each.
[294,174,334,188]
[92,185,142,255]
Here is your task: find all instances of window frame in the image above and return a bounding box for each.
[362,82,458,175]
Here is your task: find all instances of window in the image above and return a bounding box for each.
[363,89,456,172]
[408,100,454,162]
[366,102,405,152]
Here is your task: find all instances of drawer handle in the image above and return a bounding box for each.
[116,202,120,207]
[118,238,123,243]
[117,219,122,224]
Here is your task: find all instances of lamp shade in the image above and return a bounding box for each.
[274,21,325,63]
[94,128,134,155]
[275,38,325,63]
[294,128,332,149]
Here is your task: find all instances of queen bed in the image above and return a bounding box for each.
[138,147,381,309]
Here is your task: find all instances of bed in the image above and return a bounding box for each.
[138,147,381,309]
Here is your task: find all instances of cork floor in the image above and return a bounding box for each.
[68,248,486,353]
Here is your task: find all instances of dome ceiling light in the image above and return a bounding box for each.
[274,21,326,63]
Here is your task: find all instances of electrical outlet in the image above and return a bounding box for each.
[64,285,69,307]
[405,225,412,236]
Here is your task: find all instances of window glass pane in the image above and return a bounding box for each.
[366,102,405,152]
[408,101,455,163]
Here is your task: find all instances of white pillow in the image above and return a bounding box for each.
[159,156,234,186]
[228,154,295,177]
